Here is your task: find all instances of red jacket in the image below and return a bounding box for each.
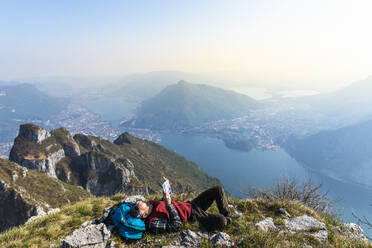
[146,200,192,228]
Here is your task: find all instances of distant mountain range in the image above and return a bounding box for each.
[291,76,372,130]
[285,118,372,188]
[122,80,259,130]
[0,83,69,142]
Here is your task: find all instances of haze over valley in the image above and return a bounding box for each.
[1,0,372,243]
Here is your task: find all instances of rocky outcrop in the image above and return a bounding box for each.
[113,132,133,145]
[165,229,233,248]
[255,217,277,232]
[61,223,111,248]
[284,215,328,241]
[18,123,50,144]
[9,124,148,196]
[18,148,65,178]
[285,215,326,232]
[342,223,369,242]
[171,229,201,247]
[78,152,147,196]
[0,180,37,232]
[255,214,330,242]
[25,206,60,224]
[10,123,220,198]
[209,232,232,247]
[0,158,90,233]
[9,125,66,178]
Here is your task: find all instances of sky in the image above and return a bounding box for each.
[1,0,372,91]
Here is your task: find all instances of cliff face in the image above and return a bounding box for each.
[9,124,219,198]
[0,158,90,232]
[9,124,69,178]
[0,179,37,232]
[75,151,146,196]
[9,124,145,196]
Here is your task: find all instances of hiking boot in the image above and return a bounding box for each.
[226,215,241,225]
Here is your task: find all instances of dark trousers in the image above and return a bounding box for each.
[189,185,230,231]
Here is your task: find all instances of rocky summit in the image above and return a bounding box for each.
[9,124,220,197]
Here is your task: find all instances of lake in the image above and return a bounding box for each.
[159,133,372,237]
[79,97,372,237]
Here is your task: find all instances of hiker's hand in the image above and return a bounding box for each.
[163,191,171,205]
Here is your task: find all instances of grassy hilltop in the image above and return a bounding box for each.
[0,192,370,248]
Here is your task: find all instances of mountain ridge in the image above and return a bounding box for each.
[284,118,372,188]
[9,123,221,196]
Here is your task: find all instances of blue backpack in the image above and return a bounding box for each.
[111,202,146,240]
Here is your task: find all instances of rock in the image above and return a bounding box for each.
[255,217,277,232]
[61,223,111,248]
[18,124,50,143]
[122,195,146,203]
[21,167,28,177]
[26,206,60,224]
[311,230,328,242]
[62,142,80,157]
[275,208,291,218]
[113,132,133,145]
[285,215,326,232]
[228,204,243,215]
[20,148,65,178]
[82,152,146,196]
[196,230,209,239]
[0,158,89,233]
[303,245,313,248]
[0,179,38,232]
[123,158,134,168]
[96,206,114,224]
[80,220,94,228]
[106,241,116,248]
[209,232,232,247]
[342,223,368,242]
[172,229,200,247]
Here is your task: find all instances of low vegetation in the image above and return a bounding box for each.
[246,177,335,214]
[353,208,372,241]
[0,192,370,248]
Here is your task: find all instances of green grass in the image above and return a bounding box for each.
[0,193,370,248]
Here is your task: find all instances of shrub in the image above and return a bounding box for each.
[353,205,372,241]
[245,177,334,214]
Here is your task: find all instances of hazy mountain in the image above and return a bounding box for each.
[104,71,220,101]
[292,76,372,129]
[285,118,372,188]
[0,83,69,142]
[123,80,259,130]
